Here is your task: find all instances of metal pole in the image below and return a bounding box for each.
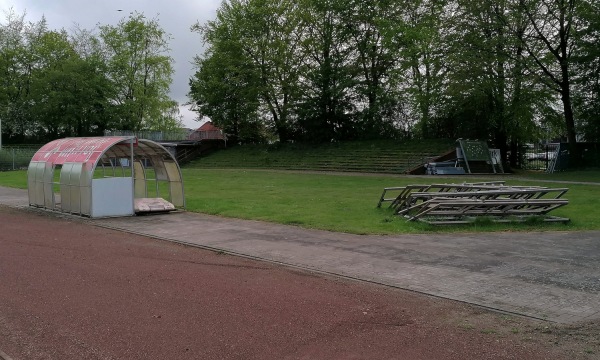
[131,137,135,214]
[12,148,15,170]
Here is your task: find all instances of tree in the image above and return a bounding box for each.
[343,0,407,138]
[295,0,357,141]
[432,0,557,167]
[100,13,181,131]
[191,0,306,143]
[237,0,305,142]
[29,30,80,138]
[189,45,264,143]
[190,1,266,143]
[572,0,600,141]
[69,26,119,135]
[400,0,449,139]
[29,30,115,139]
[444,0,517,157]
[0,9,47,143]
[519,0,581,145]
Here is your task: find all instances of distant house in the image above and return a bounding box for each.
[187,121,226,141]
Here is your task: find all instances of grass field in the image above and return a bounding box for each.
[2,168,599,234]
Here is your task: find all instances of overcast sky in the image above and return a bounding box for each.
[0,0,222,129]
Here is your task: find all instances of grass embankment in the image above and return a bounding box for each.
[2,168,599,234]
[189,139,454,173]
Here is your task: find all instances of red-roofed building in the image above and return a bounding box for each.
[188,121,226,141]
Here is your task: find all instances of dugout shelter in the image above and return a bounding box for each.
[28,136,184,217]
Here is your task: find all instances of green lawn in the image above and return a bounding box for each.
[513,169,600,183]
[2,168,599,234]
[0,170,28,189]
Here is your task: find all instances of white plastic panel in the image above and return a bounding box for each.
[90,177,134,217]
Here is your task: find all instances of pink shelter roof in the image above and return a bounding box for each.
[31,136,134,168]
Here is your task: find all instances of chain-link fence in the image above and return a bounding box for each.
[0,145,41,171]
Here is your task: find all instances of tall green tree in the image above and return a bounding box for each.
[446,0,516,152]
[400,0,449,138]
[572,0,600,141]
[519,0,581,145]
[0,10,47,143]
[29,30,114,139]
[69,26,118,135]
[29,30,79,138]
[504,0,556,165]
[190,2,264,143]
[100,13,181,131]
[295,0,357,141]
[343,0,406,138]
[239,0,305,142]
[197,0,305,142]
[437,0,555,167]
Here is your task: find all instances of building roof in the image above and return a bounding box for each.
[196,121,221,132]
[189,121,225,141]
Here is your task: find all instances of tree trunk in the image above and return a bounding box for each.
[561,74,580,165]
[560,67,577,145]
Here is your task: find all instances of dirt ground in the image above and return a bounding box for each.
[0,205,598,360]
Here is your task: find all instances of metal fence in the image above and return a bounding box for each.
[0,145,41,171]
[522,143,559,172]
[104,130,190,141]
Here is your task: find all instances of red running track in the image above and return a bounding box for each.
[0,207,558,359]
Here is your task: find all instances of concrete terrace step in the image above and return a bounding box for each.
[187,140,454,174]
